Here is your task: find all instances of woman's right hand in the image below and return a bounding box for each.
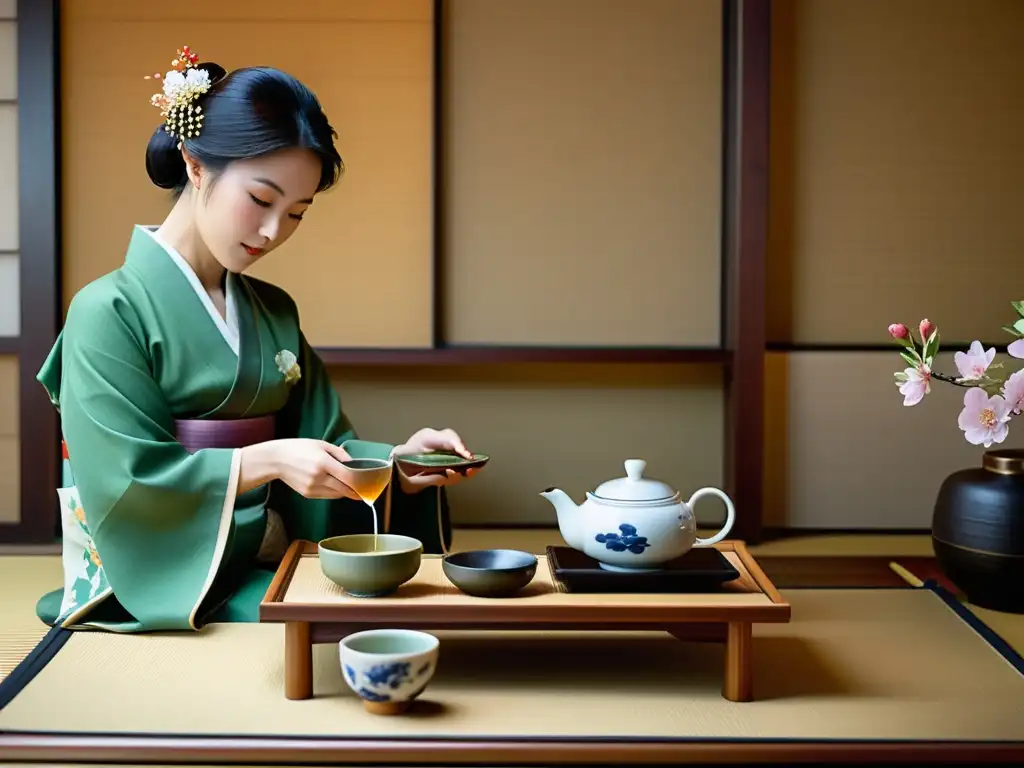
[239,439,360,500]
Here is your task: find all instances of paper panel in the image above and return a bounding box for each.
[0,355,15,437]
[0,435,17,524]
[0,104,16,251]
[764,350,1024,529]
[0,253,16,336]
[66,0,429,22]
[767,0,1024,344]
[0,355,16,525]
[0,21,15,99]
[61,0,433,348]
[443,0,723,347]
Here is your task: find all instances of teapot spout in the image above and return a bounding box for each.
[540,487,584,551]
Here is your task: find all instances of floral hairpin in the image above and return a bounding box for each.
[144,46,211,149]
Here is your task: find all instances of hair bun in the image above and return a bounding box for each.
[141,54,225,191]
[195,61,227,84]
[140,50,344,198]
[144,124,187,191]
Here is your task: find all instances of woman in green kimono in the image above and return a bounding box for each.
[35,48,482,633]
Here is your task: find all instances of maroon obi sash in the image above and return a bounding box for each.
[61,415,278,462]
[173,415,277,454]
[60,415,276,460]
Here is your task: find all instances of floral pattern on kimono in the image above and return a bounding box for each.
[55,485,112,626]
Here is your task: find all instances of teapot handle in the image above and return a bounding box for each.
[686,487,736,546]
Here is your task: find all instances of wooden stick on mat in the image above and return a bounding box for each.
[889,561,924,588]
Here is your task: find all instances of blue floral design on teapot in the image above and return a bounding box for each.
[595,523,651,555]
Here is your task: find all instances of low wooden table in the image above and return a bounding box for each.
[259,539,791,703]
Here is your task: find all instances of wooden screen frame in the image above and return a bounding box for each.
[0,0,61,544]
[0,0,769,544]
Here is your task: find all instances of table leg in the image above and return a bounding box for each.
[723,621,752,702]
[285,621,313,700]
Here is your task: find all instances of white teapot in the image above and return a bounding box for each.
[540,459,736,571]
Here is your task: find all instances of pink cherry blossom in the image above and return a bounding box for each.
[919,319,935,341]
[957,387,1011,447]
[1008,339,1024,359]
[898,364,931,406]
[1003,369,1024,415]
[888,323,908,340]
[954,340,996,380]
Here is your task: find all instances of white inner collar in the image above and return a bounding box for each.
[140,226,240,356]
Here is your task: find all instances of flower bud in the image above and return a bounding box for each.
[888,323,909,340]
[919,319,936,340]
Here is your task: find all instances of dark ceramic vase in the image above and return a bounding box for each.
[931,449,1024,614]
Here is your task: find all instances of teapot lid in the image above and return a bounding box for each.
[592,459,678,503]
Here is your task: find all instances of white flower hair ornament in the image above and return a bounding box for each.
[144,46,211,149]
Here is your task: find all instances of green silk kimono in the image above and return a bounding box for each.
[35,225,452,633]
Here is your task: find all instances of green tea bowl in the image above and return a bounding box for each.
[318,534,423,598]
[339,628,440,715]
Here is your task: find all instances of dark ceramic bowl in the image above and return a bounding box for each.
[442,548,538,598]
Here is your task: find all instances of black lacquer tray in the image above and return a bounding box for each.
[546,545,740,593]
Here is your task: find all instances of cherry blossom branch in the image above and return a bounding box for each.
[887,305,1024,447]
[929,370,971,388]
[889,314,1024,403]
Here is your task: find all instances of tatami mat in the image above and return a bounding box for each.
[1,588,1022,742]
[0,556,62,684]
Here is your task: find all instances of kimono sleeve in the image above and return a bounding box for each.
[271,332,452,553]
[43,287,240,631]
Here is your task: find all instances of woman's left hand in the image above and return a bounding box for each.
[391,427,482,493]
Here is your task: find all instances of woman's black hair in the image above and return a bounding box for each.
[145,63,344,196]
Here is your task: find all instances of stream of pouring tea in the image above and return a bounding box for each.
[346,459,452,554]
[367,499,377,551]
[352,467,390,551]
